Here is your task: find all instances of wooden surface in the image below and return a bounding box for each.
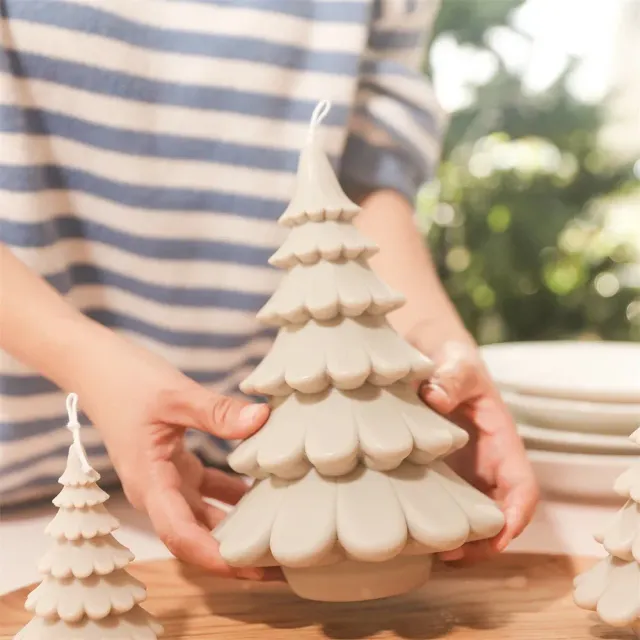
[0,554,632,639]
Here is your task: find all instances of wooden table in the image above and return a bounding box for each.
[0,554,630,639]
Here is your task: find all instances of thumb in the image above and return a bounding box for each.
[420,342,480,414]
[172,384,270,439]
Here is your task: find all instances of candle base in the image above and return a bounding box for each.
[283,555,433,602]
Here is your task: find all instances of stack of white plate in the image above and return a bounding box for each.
[481,341,640,501]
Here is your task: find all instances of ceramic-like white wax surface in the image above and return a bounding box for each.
[213,102,507,602]
[18,445,163,637]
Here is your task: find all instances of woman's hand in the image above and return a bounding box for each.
[0,246,277,579]
[348,189,538,561]
[409,325,540,564]
[74,334,281,581]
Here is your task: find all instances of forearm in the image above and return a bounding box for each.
[354,190,474,347]
[0,243,100,386]
[0,244,175,412]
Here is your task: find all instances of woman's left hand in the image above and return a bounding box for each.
[409,327,540,564]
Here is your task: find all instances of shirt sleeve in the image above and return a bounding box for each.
[340,0,447,204]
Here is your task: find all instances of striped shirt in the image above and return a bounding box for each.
[0,0,444,506]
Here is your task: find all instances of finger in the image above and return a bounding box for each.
[459,540,496,564]
[420,383,457,415]
[419,343,481,413]
[192,389,270,439]
[157,385,270,439]
[199,502,228,531]
[145,486,265,581]
[182,486,229,531]
[493,476,540,552]
[438,547,465,563]
[439,540,495,566]
[262,567,286,582]
[491,409,539,541]
[181,491,284,579]
[200,468,248,506]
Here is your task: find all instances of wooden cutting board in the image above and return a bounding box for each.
[0,554,630,639]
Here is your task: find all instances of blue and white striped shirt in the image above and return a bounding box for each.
[0,0,444,505]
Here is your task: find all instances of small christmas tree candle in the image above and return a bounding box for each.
[212,101,506,602]
[574,427,640,637]
[16,394,163,639]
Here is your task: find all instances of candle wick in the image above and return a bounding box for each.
[307,99,332,142]
[65,392,94,475]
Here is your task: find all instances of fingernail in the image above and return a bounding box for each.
[424,384,453,410]
[495,538,509,552]
[237,404,268,429]
[504,507,519,528]
[237,567,264,581]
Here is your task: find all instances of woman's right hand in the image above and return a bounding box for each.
[0,245,276,579]
[71,326,279,581]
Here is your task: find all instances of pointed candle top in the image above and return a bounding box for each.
[65,393,94,475]
[278,100,360,227]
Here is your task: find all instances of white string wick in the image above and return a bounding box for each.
[66,393,94,474]
[307,99,332,142]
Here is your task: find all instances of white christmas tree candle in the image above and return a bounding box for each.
[16,394,163,639]
[212,101,506,603]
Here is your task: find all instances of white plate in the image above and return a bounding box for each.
[482,341,640,403]
[527,449,635,502]
[503,390,640,435]
[518,423,638,455]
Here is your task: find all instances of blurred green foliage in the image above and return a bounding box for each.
[421,0,640,344]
